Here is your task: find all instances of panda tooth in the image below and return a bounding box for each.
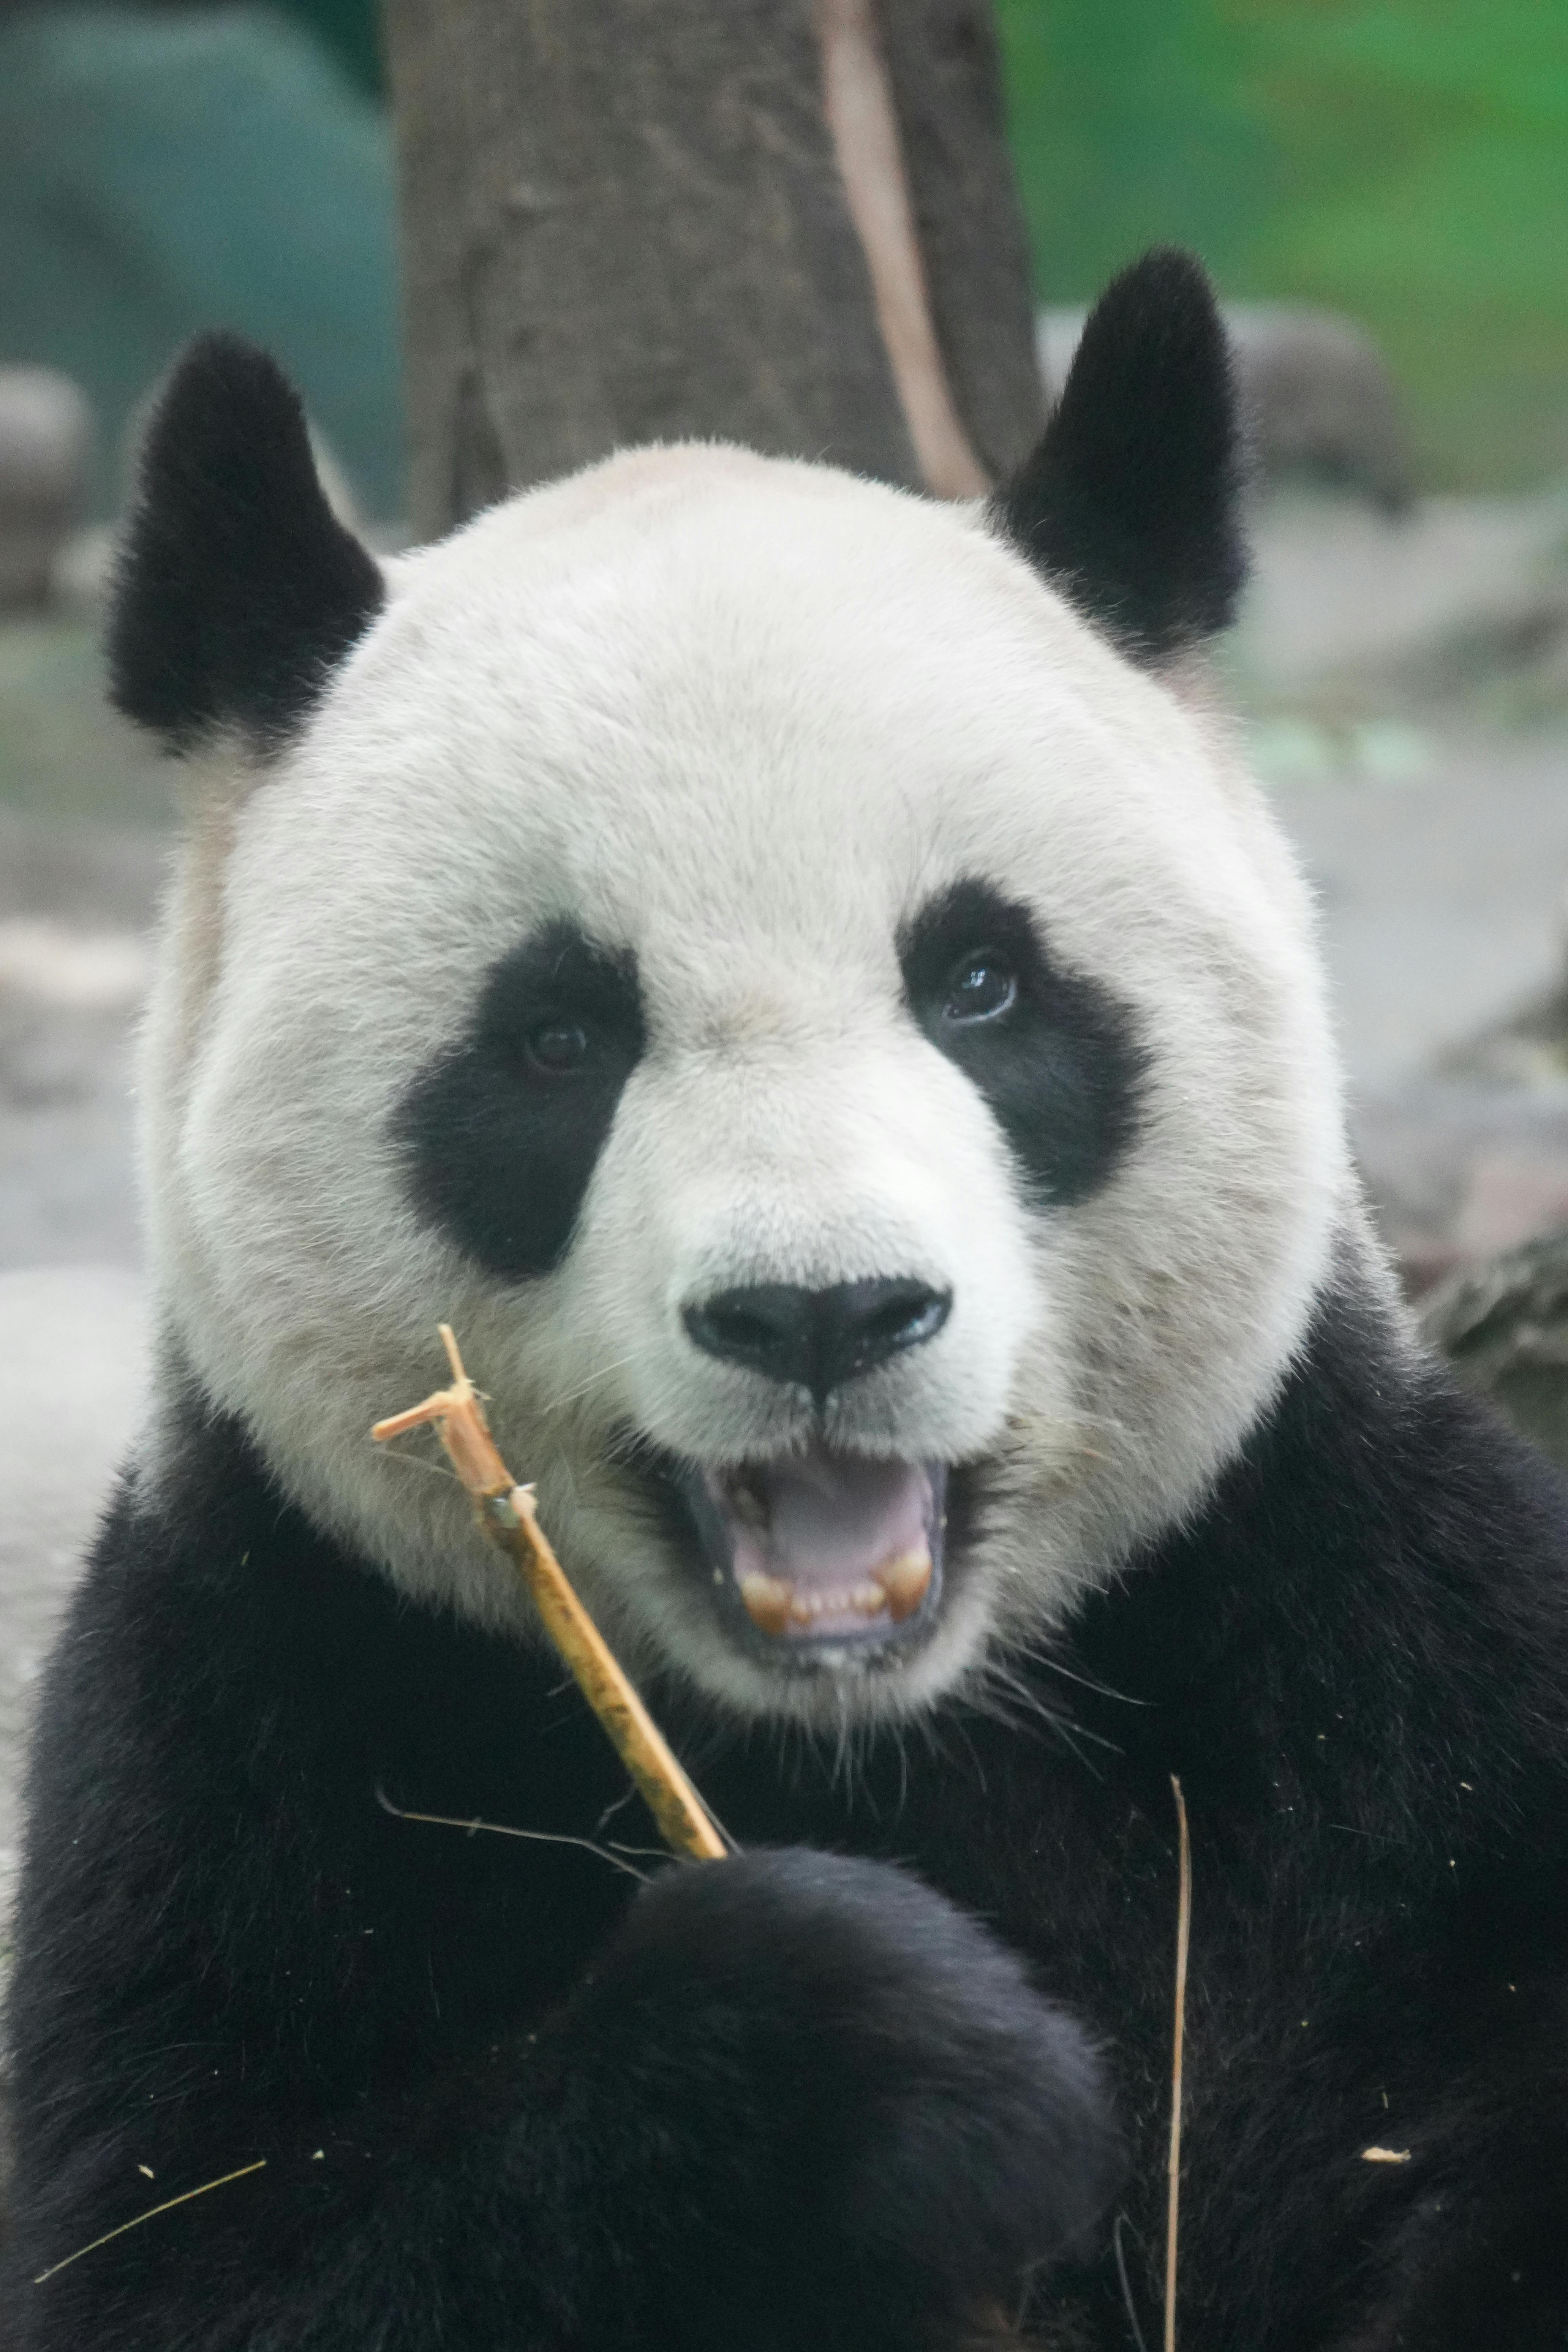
[877,1546,933,1622]
[748,1573,909,1635]
[739,1571,794,1638]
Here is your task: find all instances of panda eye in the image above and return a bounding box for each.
[523,1019,591,1076]
[943,952,1017,1025]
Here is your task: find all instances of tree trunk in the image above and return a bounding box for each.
[384,0,1043,542]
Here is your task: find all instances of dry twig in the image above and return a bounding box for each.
[374,1784,651,1882]
[1166,1774,1192,2352]
[372,1326,726,1862]
[33,2160,267,2286]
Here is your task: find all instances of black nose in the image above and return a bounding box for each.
[683,1277,951,1405]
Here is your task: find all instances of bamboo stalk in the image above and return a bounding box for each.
[372,1326,726,1863]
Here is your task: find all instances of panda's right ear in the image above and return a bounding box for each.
[108,333,385,754]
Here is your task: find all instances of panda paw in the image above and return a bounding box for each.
[566,1847,1120,2349]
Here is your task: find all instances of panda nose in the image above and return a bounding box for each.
[683,1278,951,1406]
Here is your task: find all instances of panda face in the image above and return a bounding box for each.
[134,441,1344,1732]
[123,262,1350,1733]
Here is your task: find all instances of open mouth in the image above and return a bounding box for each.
[675,1441,948,1653]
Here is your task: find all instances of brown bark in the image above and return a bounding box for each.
[384,0,1043,541]
[872,2,1047,485]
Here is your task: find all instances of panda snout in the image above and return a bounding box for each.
[683,1277,952,1410]
[662,1278,963,1661]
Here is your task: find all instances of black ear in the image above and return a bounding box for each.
[993,250,1246,664]
[108,333,385,752]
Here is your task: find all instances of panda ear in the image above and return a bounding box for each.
[993,249,1247,665]
[108,333,385,752]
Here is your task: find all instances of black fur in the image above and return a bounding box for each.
[108,334,384,751]
[3,1390,1111,2351]
[993,249,1247,663]
[395,925,647,1282]
[9,1259,1568,2347]
[901,880,1146,1206]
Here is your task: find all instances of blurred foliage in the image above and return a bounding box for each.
[996,0,1568,489]
[285,0,380,94]
[0,6,401,516]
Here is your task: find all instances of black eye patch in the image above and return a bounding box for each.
[899,880,1146,1207]
[394,924,646,1281]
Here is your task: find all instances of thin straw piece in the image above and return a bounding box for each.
[1165,1775,1192,2352]
[33,2159,267,2285]
[372,1326,726,1862]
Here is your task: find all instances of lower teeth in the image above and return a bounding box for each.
[738,1546,932,1638]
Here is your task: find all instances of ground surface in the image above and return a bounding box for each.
[0,491,1565,1924]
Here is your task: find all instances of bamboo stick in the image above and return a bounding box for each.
[372,1326,726,1863]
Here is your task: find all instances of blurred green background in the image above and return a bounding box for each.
[997,0,1568,492]
[0,0,1562,513]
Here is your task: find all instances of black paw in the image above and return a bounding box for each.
[564,1848,1120,2350]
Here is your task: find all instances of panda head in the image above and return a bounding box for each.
[116,251,1349,1732]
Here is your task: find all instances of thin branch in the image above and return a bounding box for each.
[1114,2212,1151,2352]
[33,2161,267,2286]
[1165,1775,1193,2352]
[374,1784,650,1883]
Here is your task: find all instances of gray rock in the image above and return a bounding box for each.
[1420,1231,1568,1473]
[0,368,93,607]
[1238,490,1568,700]
[1227,304,1413,514]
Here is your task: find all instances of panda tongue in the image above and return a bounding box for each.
[712,1442,939,1636]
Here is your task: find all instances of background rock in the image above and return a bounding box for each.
[0,1265,148,1929]
[0,368,92,607]
[1421,1234,1568,1474]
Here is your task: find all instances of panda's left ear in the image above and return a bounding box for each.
[108,333,385,752]
[992,249,1247,666]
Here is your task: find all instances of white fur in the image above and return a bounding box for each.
[139,444,1353,1729]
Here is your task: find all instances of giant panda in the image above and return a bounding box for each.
[7,250,1568,2351]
